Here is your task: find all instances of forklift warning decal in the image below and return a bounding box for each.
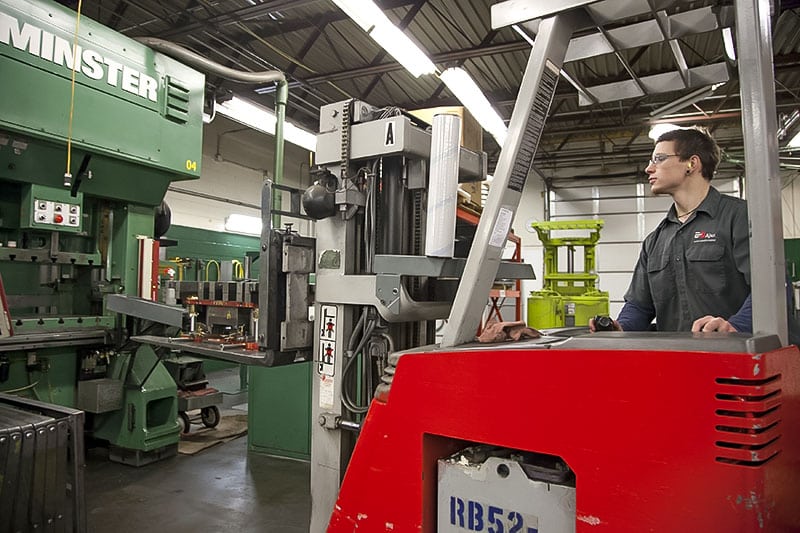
[318,305,337,377]
[445,496,539,533]
[489,207,513,247]
[318,304,337,409]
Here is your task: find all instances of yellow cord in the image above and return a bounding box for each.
[231,260,245,279]
[205,260,220,281]
[65,0,84,178]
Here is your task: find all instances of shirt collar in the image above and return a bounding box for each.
[667,186,720,222]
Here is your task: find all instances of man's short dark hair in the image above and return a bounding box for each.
[657,127,720,180]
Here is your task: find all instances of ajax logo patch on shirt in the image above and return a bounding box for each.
[693,231,717,243]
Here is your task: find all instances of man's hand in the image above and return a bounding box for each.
[692,315,738,333]
[589,317,622,332]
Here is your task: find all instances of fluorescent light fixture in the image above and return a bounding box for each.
[331,0,436,77]
[224,213,262,236]
[778,109,800,142]
[722,27,736,61]
[789,131,800,149]
[439,67,507,146]
[648,123,681,141]
[215,96,317,152]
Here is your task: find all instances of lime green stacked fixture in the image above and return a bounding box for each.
[527,220,609,329]
[0,0,204,464]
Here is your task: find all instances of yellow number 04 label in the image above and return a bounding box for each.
[185,159,198,172]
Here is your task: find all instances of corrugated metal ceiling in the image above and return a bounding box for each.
[66,0,800,180]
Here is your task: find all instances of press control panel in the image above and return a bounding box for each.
[33,199,81,228]
[20,184,84,233]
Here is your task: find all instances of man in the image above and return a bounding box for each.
[590,127,752,333]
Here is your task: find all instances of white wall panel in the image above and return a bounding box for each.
[546,178,744,321]
[782,174,800,238]
[598,213,646,242]
[602,272,635,300]
[165,115,314,236]
[596,243,643,271]
[554,183,639,200]
[643,196,674,211]
[515,173,547,313]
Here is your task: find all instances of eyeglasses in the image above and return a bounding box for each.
[648,154,680,166]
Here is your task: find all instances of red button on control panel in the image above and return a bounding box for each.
[54,214,63,224]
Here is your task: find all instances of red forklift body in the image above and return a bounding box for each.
[328,333,800,532]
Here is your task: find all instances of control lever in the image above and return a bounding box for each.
[593,315,615,331]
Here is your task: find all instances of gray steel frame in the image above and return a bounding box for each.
[0,329,109,352]
[106,294,185,328]
[310,218,357,533]
[258,180,315,364]
[130,334,284,366]
[316,115,487,181]
[444,0,787,346]
[736,0,787,343]
[441,13,580,347]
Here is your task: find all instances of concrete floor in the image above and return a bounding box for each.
[85,436,311,533]
[83,367,313,532]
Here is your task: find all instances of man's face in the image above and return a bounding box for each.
[646,140,686,195]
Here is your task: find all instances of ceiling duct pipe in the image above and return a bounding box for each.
[135,37,287,228]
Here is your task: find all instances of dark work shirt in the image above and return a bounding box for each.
[620,187,751,332]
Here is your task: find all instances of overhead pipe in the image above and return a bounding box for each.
[135,37,288,229]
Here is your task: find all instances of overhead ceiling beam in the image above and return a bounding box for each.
[106,1,130,30]
[146,0,419,40]
[305,41,530,84]
[360,0,428,101]
[134,0,316,37]
[303,45,800,89]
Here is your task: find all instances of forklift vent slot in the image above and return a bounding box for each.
[715,405,780,418]
[715,375,780,386]
[715,454,779,467]
[713,373,783,466]
[165,77,190,124]
[715,436,780,450]
[714,389,781,402]
[715,420,780,434]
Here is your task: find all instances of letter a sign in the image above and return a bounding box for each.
[384,121,396,147]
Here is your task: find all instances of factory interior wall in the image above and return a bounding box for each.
[538,177,742,319]
[518,170,799,322]
[164,114,315,237]
[513,172,546,310]
[163,119,800,325]
[781,173,800,240]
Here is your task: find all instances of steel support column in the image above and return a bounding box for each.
[441,13,579,346]
[736,0,787,343]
